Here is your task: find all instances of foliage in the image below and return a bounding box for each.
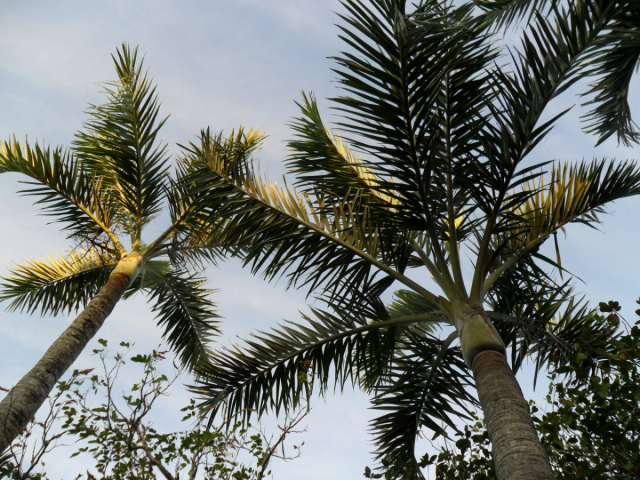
[0,340,307,480]
[0,44,224,370]
[181,0,640,475]
[421,300,640,479]
[476,0,640,146]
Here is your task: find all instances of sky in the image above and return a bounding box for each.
[1,1,639,479]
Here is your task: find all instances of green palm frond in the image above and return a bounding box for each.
[485,261,608,387]
[369,331,474,477]
[179,126,267,182]
[387,289,442,320]
[472,0,617,251]
[142,263,220,370]
[485,0,615,193]
[0,250,118,316]
[330,0,505,297]
[145,169,225,269]
[485,259,572,372]
[160,177,209,256]
[473,0,557,30]
[528,299,604,383]
[0,140,122,252]
[581,1,640,146]
[476,0,640,147]
[332,0,497,233]
[489,291,603,388]
[195,307,446,422]
[73,43,170,240]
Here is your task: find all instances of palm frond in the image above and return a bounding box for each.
[387,289,441,320]
[527,298,601,383]
[179,126,267,183]
[194,307,445,422]
[369,330,474,477]
[490,293,604,387]
[0,139,122,252]
[332,0,506,295]
[485,159,640,292]
[485,257,572,373]
[142,263,220,370]
[181,129,437,309]
[424,16,498,249]
[518,159,640,231]
[581,1,640,146]
[73,43,170,239]
[332,0,495,233]
[473,0,557,30]
[485,262,611,388]
[485,0,617,199]
[144,170,225,270]
[287,92,399,209]
[0,250,118,316]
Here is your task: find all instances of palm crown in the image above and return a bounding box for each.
[0,44,220,369]
[181,0,640,476]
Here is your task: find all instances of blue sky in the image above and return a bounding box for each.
[1,1,639,478]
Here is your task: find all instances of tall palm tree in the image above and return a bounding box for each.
[0,44,231,453]
[181,1,640,479]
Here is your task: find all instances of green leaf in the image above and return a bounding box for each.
[599,300,621,313]
[474,0,558,30]
[181,127,426,311]
[370,330,473,473]
[131,354,150,363]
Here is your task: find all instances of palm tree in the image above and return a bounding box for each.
[180,1,640,479]
[0,44,232,453]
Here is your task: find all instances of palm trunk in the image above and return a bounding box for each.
[472,350,555,480]
[0,273,129,453]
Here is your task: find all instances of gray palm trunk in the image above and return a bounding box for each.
[472,350,554,480]
[0,273,130,453]
[457,306,555,479]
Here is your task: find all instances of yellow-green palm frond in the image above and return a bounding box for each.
[0,249,119,316]
[443,215,464,252]
[180,128,429,308]
[183,128,382,251]
[484,159,640,293]
[510,159,640,251]
[327,129,400,207]
[177,126,267,182]
[444,216,464,234]
[73,43,172,241]
[287,92,401,210]
[202,149,384,258]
